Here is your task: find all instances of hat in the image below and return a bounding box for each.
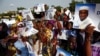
[79,6,89,11]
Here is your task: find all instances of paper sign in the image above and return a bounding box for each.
[34,3,45,13]
[1,19,16,26]
[45,7,56,20]
[22,9,34,20]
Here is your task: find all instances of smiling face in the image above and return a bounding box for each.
[79,10,88,21]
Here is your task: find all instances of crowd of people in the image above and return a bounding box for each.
[0,4,100,56]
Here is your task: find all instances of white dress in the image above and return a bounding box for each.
[33,40,43,56]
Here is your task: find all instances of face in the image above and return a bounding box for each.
[17,25,24,32]
[36,23,41,30]
[69,37,76,49]
[79,10,88,21]
[63,8,67,12]
[56,11,61,16]
[63,14,69,21]
[54,15,58,20]
[47,24,53,30]
[68,23,72,29]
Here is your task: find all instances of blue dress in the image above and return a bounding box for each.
[56,48,72,56]
[14,40,34,56]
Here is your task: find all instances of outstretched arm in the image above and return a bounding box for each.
[84,24,95,56]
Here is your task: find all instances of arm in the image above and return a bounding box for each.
[84,25,95,56]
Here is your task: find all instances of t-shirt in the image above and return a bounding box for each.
[79,17,95,29]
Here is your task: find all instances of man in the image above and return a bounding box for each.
[76,6,95,56]
[79,6,95,30]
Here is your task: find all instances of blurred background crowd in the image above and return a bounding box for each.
[0,0,100,56]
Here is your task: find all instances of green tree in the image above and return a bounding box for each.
[17,7,26,11]
[69,0,83,12]
[86,0,100,3]
[51,5,55,7]
[55,6,62,12]
[31,10,34,15]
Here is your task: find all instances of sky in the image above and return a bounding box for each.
[0,0,83,13]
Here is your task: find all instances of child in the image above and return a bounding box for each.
[66,22,76,39]
[67,35,78,56]
[41,28,51,56]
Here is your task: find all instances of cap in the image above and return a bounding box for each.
[79,6,89,11]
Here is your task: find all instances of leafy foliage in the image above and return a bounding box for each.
[55,6,62,12]
[69,0,83,12]
[86,0,100,3]
[17,7,26,10]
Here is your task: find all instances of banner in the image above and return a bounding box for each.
[95,4,100,18]
[95,4,100,30]
[74,4,100,32]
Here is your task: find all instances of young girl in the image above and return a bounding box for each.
[40,27,51,56]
